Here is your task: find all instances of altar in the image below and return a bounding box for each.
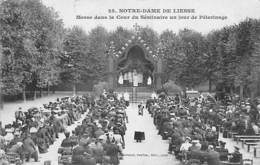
[118,70,152,87]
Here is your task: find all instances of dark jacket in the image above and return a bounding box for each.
[206,151,221,165]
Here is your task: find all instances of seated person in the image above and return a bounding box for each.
[61,132,72,148]
[72,140,95,165]
[215,141,229,161]
[0,149,9,165]
[69,131,78,147]
[7,142,24,161]
[229,146,242,163]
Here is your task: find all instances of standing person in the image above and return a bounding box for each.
[138,104,144,116]
[123,92,130,107]
[23,133,38,162]
[180,137,192,162]
[0,122,5,136]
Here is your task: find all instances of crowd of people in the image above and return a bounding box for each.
[0,95,91,165]
[1,88,260,165]
[58,91,128,165]
[146,93,260,165]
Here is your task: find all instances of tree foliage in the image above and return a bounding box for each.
[0,0,64,96]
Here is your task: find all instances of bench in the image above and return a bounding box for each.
[245,142,259,152]
[228,132,239,138]
[241,138,260,148]
[253,146,260,158]
[220,159,253,165]
[234,135,260,144]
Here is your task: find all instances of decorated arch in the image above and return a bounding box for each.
[106,25,164,90]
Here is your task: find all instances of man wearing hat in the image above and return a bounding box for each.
[94,125,105,139]
[91,138,104,164]
[229,146,242,163]
[61,131,72,148]
[205,145,221,165]
[216,141,229,161]
[103,140,120,165]
[72,138,96,165]
[189,140,201,152]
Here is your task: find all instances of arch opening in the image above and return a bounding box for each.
[117,45,154,87]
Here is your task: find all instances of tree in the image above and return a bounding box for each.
[175,29,207,88]
[0,0,64,100]
[160,30,181,82]
[86,26,109,82]
[61,26,88,95]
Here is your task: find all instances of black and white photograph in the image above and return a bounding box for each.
[0,0,260,165]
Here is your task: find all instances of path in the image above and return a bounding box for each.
[121,103,179,165]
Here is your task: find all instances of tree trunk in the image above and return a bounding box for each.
[23,87,26,102]
[230,85,233,96]
[47,84,50,96]
[208,77,212,93]
[73,83,76,96]
[0,43,3,110]
[39,88,42,98]
[34,89,37,100]
[240,84,244,100]
[0,89,3,110]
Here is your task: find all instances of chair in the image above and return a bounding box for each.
[44,160,51,165]
[242,159,253,165]
[5,152,21,164]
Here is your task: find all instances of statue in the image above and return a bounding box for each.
[118,73,123,84]
[147,76,152,85]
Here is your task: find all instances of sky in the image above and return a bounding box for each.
[42,0,260,34]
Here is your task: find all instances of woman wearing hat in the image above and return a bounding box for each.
[180,137,192,162]
[0,149,8,165]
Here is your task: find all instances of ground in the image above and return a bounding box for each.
[121,103,178,165]
[1,94,260,165]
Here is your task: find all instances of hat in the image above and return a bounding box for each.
[219,141,226,146]
[208,145,214,150]
[14,131,20,136]
[30,127,38,133]
[17,142,23,146]
[234,146,240,150]
[191,140,199,144]
[5,128,14,133]
[186,136,191,141]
